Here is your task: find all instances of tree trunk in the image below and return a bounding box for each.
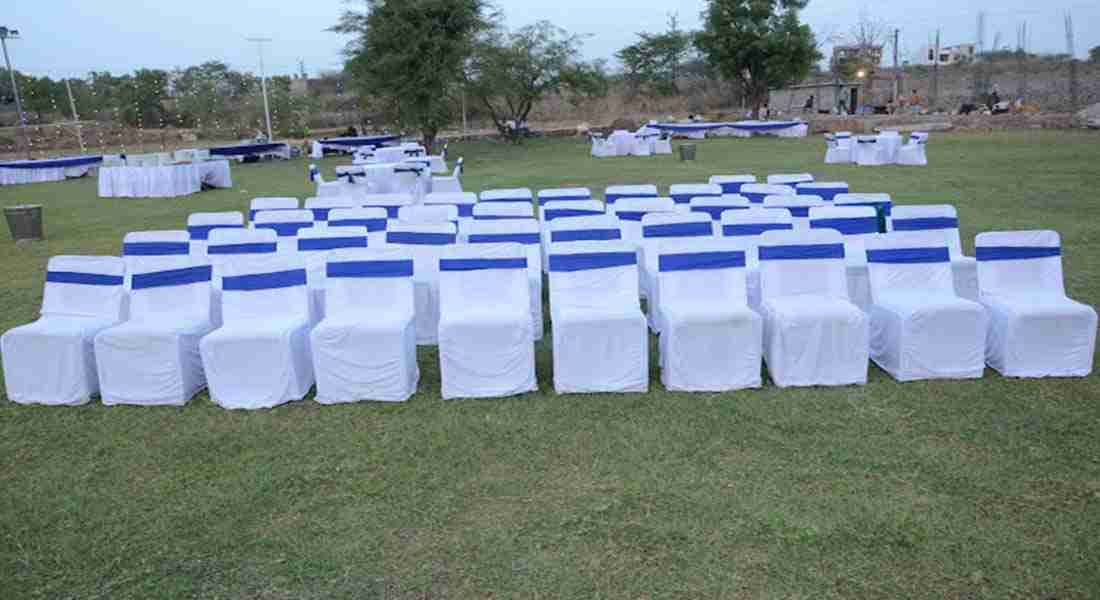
[421,128,436,155]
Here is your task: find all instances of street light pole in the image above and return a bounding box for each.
[246,37,274,142]
[0,26,31,158]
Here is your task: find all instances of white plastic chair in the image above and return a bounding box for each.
[199,254,314,410]
[767,173,814,186]
[708,175,757,195]
[741,183,794,205]
[362,192,416,219]
[188,212,244,258]
[669,183,723,206]
[688,195,750,221]
[385,222,457,345]
[656,239,763,391]
[796,181,849,202]
[653,137,673,155]
[891,204,976,300]
[897,132,929,166]
[865,233,988,381]
[252,209,314,254]
[438,243,537,399]
[249,197,299,222]
[95,263,215,406]
[328,207,390,249]
[425,191,477,219]
[480,188,533,204]
[473,202,535,220]
[547,241,648,394]
[398,205,459,225]
[757,229,870,387]
[639,212,715,305]
[976,230,1097,377]
[763,194,826,230]
[431,157,464,193]
[540,200,605,222]
[809,205,880,311]
[856,136,886,166]
[460,219,545,340]
[720,208,795,311]
[121,231,194,309]
[538,188,592,206]
[297,226,371,322]
[590,135,614,158]
[605,184,658,205]
[311,248,419,403]
[304,197,357,224]
[2,256,126,406]
[610,196,678,247]
[544,214,622,272]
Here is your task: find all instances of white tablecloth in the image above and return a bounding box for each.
[97,160,232,198]
[0,165,93,186]
[608,130,637,156]
[877,132,903,163]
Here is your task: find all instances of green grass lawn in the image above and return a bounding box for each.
[2,131,1099,599]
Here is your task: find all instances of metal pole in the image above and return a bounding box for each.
[892,29,900,103]
[247,37,274,142]
[64,79,85,153]
[1,29,31,158]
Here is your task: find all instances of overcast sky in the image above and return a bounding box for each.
[5,0,1098,78]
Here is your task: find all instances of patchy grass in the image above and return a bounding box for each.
[1,131,1099,599]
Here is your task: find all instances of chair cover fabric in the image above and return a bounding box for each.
[669,183,723,205]
[249,197,299,222]
[540,200,605,222]
[656,239,762,391]
[688,195,750,221]
[122,231,193,280]
[639,212,715,303]
[297,226,371,322]
[757,230,870,387]
[199,254,314,410]
[480,188,533,203]
[708,175,757,195]
[431,158,464,193]
[548,241,648,394]
[95,262,215,406]
[328,207,389,248]
[385,222,457,344]
[311,248,419,403]
[537,188,592,205]
[188,212,244,258]
[438,244,537,399]
[767,173,814,186]
[824,133,854,164]
[398,205,459,224]
[763,194,826,230]
[856,136,886,166]
[2,256,126,406]
[544,214,623,272]
[741,183,795,204]
[473,202,535,220]
[252,209,315,254]
[610,197,678,247]
[460,219,545,340]
[897,133,929,166]
[362,193,416,219]
[304,196,357,223]
[891,204,977,300]
[590,135,615,158]
[834,193,894,232]
[605,184,659,205]
[809,205,880,311]
[720,208,795,311]
[796,181,849,201]
[976,230,1097,377]
[425,192,478,218]
[865,233,988,381]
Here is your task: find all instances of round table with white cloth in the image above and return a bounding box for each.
[608,130,638,156]
[97,160,232,198]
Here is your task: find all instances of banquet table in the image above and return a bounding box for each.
[209,142,290,160]
[97,160,232,198]
[336,162,430,196]
[608,130,638,156]
[311,135,402,158]
[650,121,807,139]
[0,155,103,186]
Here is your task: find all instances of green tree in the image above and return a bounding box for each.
[466,21,605,141]
[696,0,820,117]
[117,69,170,127]
[330,0,492,152]
[616,14,694,96]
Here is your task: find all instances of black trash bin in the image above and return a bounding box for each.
[679,144,697,161]
[4,205,44,241]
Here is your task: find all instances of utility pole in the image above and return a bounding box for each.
[246,37,274,142]
[931,29,941,109]
[1065,12,1078,112]
[892,28,900,103]
[64,79,85,153]
[0,26,31,158]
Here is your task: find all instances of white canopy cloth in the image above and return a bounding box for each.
[2,256,126,406]
[0,155,101,186]
[98,160,232,198]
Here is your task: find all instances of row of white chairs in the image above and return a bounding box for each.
[826,131,929,166]
[4,228,1093,408]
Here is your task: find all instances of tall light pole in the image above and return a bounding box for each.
[1,26,31,157]
[246,37,274,141]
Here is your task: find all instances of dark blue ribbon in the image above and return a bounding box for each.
[222,269,307,291]
[473,215,535,221]
[716,182,748,194]
[544,208,603,221]
[643,222,713,238]
[46,271,123,286]
[759,243,845,261]
[255,222,313,237]
[327,260,413,278]
[468,233,540,245]
[616,211,652,222]
[549,251,636,272]
[207,242,278,255]
[365,205,402,218]
[386,231,456,245]
[440,257,528,271]
[209,142,285,157]
[480,196,531,203]
[122,242,191,256]
[551,229,621,242]
[670,192,720,205]
[782,206,813,218]
[892,217,959,231]
[659,251,746,272]
[298,237,368,251]
[605,192,657,204]
[310,208,334,221]
[188,224,243,240]
[841,201,893,216]
[866,247,950,264]
[810,217,879,235]
[131,265,212,290]
[722,223,793,237]
[329,218,387,232]
[249,207,298,221]
[741,192,769,204]
[538,194,590,205]
[800,186,848,201]
[0,156,103,169]
[692,206,748,220]
[976,246,1061,262]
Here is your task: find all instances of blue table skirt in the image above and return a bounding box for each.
[0,155,103,170]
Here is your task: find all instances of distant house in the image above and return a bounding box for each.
[916,43,976,66]
[832,44,884,73]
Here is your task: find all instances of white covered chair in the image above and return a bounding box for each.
[540,200,605,222]
[855,136,886,166]
[709,175,757,195]
[656,239,762,391]
[590,134,614,158]
[249,197,298,222]
[809,205,880,311]
[763,194,826,230]
[639,212,715,304]
[460,219,544,340]
[544,214,622,272]
[687,195,750,221]
[328,207,390,248]
[865,233,988,381]
[480,188,533,204]
[891,204,977,300]
[473,202,535,220]
[896,132,929,166]
[610,196,678,247]
[767,173,814,186]
[431,157,464,193]
[2,256,126,406]
[95,262,215,406]
[757,230,870,387]
[398,205,459,225]
[834,193,893,232]
[304,196,357,224]
[188,212,244,258]
[653,136,673,155]
[741,183,794,205]
[824,132,854,164]
[976,231,1097,377]
[362,192,416,219]
[385,222,457,344]
[438,243,537,399]
[252,209,315,254]
[796,181,849,202]
[311,248,419,403]
[605,184,658,205]
[669,183,723,206]
[720,207,796,311]
[298,226,371,322]
[425,191,477,219]
[122,231,193,282]
[538,188,592,205]
[200,254,314,410]
[547,241,648,394]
